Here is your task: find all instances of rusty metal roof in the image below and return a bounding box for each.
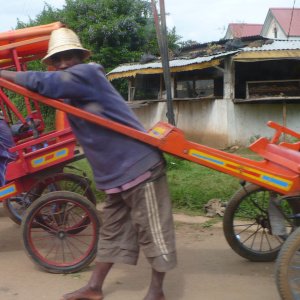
[107,39,300,79]
[107,51,238,80]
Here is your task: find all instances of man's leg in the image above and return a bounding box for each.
[61,262,113,300]
[123,164,177,300]
[62,191,138,300]
[144,269,166,300]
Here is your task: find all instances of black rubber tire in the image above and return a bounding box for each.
[223,183,293,262]
[21,191,100,274]
[275,226,300,300]
[3,172,96,225]
[3,193,32,225]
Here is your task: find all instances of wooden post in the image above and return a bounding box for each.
[151,0,175,125]
[224,57,235,99]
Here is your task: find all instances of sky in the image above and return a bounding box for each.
[0,0,298,43]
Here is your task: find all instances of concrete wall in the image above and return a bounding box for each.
[133,99,228,149]
[227,101,300,145]
[133,99,300,149]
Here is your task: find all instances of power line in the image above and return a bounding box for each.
[287,0,297,38]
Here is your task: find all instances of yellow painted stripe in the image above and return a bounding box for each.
[30,148,69,168]
[234,50,300,61]
[0,183,17,199]
[189,149,293,191]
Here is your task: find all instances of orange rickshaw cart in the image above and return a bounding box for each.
[0,23,99,274]
[1,23,300,283]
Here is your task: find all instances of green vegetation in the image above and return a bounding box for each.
[17,0,181,72]
[9,0,182,129]
[164,155,240,213]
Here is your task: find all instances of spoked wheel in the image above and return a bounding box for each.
[3,192,33,224]
[3,172,96,225]
[21,191,100,274]
[276,227,300,300]
[223,183,295,262]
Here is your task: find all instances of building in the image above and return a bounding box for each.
[261,8,300,39]
[225,8,300,40]
[224,23,263,39]
[107,9,300,149]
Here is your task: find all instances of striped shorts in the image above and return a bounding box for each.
[96,163,177,272]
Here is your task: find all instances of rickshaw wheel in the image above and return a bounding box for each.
[223,183,295,262]
[3,172,96,225]
[21,191,100,274]
[275,226,300,300]
[3,192,32,225]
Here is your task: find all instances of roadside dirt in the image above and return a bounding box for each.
[0,207,280,300]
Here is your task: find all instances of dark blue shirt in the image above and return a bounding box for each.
[16,63,162,190]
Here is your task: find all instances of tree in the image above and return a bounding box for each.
[14,0,181,121]
[17,0,181,71]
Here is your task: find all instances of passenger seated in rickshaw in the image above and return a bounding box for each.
[0,112,15,186]
[10,117,42,142]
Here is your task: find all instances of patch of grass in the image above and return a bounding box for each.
[165,154,240,213]
[168,167,239,212]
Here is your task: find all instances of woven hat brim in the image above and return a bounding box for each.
[42,45,91,65]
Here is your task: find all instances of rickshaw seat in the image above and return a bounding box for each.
[279,141,300,151]
[249,137,300,173]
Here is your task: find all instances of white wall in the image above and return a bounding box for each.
[264,19,286,39]
[226,101,300,145]
[133,99,228,148]
[133,99,300,148]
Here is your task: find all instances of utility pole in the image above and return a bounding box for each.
[151,0,176,126]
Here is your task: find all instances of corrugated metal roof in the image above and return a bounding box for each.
[107,40,300,79]
[242,40,300,52]
[107,50,238,76]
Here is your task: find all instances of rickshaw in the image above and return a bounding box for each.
[0,22,100,274]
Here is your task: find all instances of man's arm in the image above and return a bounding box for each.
[0,65,94,100]
[0,70,21,83]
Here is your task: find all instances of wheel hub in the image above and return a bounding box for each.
[58,231,66,239]
[256,215,269,228]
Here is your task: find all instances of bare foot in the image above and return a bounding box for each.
[61,285,103,300]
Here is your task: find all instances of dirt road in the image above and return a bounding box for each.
[0,207,280,300]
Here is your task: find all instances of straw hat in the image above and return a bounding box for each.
[42,28,91,65]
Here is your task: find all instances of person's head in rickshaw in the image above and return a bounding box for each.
[42,28,91,70]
